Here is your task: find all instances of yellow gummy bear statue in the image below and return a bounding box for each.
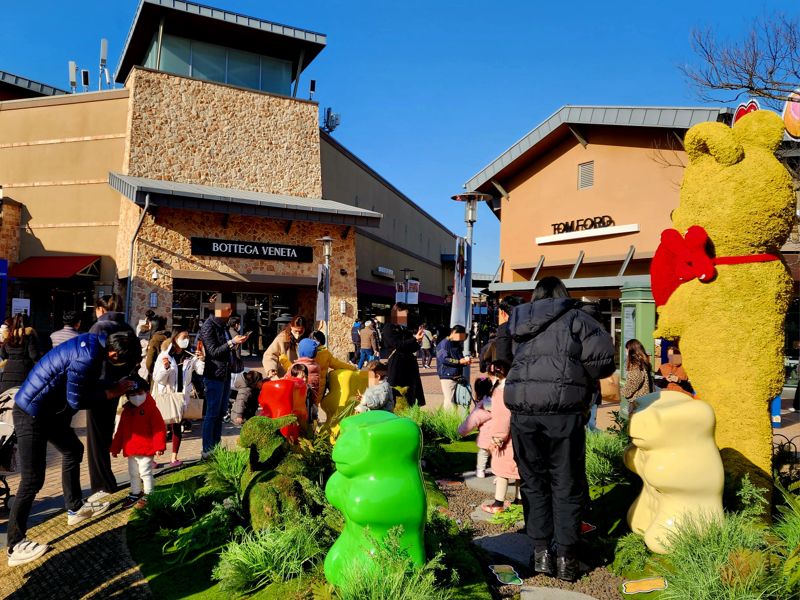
[321,369,369,439]
[654,110,795,493]
[625,390,724,553]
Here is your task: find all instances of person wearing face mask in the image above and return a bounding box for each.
[436,325,471,411]
[152,329,198,466]
[198,294,248,456]
[262,315,307,379]
[111,376,166,510]
[7,330,141,567]
[86,293,136,501]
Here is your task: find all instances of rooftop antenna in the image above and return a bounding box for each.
[323,107,340,133]
[98,38,108,90]
[68,61,78,93]
[308,79,316,101]
[81,69,90,93]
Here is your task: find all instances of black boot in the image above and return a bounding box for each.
[556,555,580,582]
[532,548,555,576]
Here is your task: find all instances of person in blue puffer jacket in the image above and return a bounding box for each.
[6,330,141,568]
[436,325,470,411]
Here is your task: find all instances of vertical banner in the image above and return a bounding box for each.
[395,281,406,303]
[406,280,420,304]
[450,237,468,327]
[0,259,6,323]
[315,263,329,324]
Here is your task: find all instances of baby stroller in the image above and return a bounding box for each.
[0,387,18,510]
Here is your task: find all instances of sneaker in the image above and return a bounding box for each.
[152,461,163,470]
[67,500,110,525]
[182,421,192,433]
[134,496,148,510]
[168,459,183,468]
[476,469,486,478]
[86,490,110,503]
[7,539,50,567]
[122,494,143,509]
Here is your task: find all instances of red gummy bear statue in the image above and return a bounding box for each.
[257,379,308,442]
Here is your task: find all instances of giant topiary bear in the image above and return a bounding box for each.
[323,410,426,588]
[652,110,795,494]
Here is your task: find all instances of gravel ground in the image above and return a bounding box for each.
[440,480,625,600]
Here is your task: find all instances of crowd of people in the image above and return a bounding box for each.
[0,277,697,578]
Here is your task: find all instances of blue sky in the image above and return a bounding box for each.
[1,1,789,273]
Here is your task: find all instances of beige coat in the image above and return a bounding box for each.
[262,331,297,377]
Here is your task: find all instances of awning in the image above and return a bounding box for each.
[9,255,100,279]
[109,173,382,228]
[356,279,445,306]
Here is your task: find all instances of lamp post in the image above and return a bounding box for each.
[451,192,492,376]
[317,236,333,339]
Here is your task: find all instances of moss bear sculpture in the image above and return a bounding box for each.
[323,410,426,588]
[652,110,795,493]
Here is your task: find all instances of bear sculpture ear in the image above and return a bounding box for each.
[732,109,785,152]
[685,121,744,166]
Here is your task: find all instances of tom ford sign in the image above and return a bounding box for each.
[191,237,313,262]
[551,215,614,235]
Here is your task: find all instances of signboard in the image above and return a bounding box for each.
[395,280,420,304]
[783,90,800,140]
[450,237,470,327]
[622,305,636,354]
[315,264,329,323]
[11,297,30,317]
[733,99,760,125]
[190,237,313,263]
[0,259,6,322]
[551,215,614,235]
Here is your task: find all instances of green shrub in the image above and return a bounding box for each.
[335,527,455,600]
[652,512,782,600]
[585,430,628,487]
[212,515,328,594]
[203,445,250,506]
[736,474,769,520]
[775,483,800,592]
[238,415,296,466]
[162,501,238,565]
[399,406,464,445]
[489,504,524,531]
[610,533,650,576]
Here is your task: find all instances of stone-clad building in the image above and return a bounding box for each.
[0,0,455,357]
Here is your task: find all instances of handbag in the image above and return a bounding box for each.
[183,389,204,420]
[154,390,184,425]
[455,380,473,408]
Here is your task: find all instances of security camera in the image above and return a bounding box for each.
[152,257,163,264]
[151,267,159,281]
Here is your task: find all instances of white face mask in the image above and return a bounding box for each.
[176,338,190,349]
[128,393,146,407]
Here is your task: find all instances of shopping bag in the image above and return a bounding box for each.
[183,391,203,420]
[154,391,184,424]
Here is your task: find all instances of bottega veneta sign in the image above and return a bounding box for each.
[551,215,614,235]
[191,237,313,262]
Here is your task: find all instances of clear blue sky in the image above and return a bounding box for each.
[0,0,789,273]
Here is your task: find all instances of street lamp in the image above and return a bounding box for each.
[317,236,333,338]
[451,192,492,371]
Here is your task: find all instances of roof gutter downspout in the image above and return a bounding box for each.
[125,193,150,323]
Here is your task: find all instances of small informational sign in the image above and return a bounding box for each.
[11,297,30,317]
[733,99,760,125]
[622,305,636,352]
[191,237,313,263]
[395,281,420,305]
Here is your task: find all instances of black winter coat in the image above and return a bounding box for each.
[382,323,425,406]
[88,311,136,393]
[494,322,513,365]
[504,298,615,415]
[0,334,40,394]
[199,316,231,381]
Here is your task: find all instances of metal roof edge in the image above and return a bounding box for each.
[0,70,69,96]
[464,105,732,192]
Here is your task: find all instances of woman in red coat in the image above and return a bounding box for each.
[110,377,166,509]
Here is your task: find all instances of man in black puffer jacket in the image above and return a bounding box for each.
[506,277,615,582]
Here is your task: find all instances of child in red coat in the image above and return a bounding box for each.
[111,376,166,509]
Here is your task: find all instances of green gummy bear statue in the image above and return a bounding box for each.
[324,410,427,587]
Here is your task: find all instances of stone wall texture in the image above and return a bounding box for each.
[123,68,322,198]
[118,69,356,358]
[0,201,21,266]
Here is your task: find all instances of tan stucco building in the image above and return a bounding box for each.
[0,0,455,357]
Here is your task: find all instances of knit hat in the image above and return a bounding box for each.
[298,338,318,359]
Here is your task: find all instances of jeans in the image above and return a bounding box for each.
[357,349,374,370]
[7,405,84,548]
[202,377,230,453]
[511,413,586,557]
[420,348,432,367]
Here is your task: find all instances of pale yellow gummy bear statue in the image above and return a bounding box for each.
[625,390,724,554]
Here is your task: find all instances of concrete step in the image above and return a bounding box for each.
[474,532,533,567]
[470,505,525,527]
